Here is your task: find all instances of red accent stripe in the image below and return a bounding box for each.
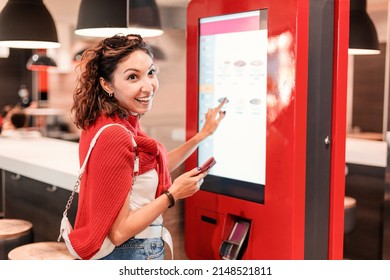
[200,16,260,35]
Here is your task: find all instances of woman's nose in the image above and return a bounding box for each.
[141,79,153,93]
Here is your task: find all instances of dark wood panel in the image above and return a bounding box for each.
[4,171,78,242]
[352,43,386,133]
[0,49,32,110]
[344,164,385,259]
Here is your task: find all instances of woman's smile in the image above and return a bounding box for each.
[135,94,154,103]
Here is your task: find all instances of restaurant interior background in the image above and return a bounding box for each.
[1,0,390,259]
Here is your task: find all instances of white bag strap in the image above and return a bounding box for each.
[79,124,138,175]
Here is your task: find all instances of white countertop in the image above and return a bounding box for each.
[345,137,387,167]
[0,136,79,191]
[24,108,65,116]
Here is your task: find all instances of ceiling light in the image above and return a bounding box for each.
[0,0,60,49]
[75,0,163,38]
[348,0,380,55]
[26,53,57,71]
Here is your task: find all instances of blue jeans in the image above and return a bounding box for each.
[100,237,165,260]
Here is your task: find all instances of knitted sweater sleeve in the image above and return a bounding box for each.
[69,126,134,259]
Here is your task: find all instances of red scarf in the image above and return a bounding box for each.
[69,114,171,259]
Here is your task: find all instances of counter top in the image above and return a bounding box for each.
[0,136,79,191]
[24,108,65,116]
[346,137,387,167]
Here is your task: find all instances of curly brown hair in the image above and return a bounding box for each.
[71,34,153,130]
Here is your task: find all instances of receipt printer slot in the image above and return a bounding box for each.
[219,220,250,260]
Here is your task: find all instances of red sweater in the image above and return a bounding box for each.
[69,114,171,260]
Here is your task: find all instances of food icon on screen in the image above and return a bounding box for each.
[249,98,262,113]
[250,60,263,67]
[249,59,265,75]
[249,98,262,105]
[233,60,246,67]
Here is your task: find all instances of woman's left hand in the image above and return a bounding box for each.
[198,97,228,139]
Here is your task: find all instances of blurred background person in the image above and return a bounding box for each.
[1,107,42,138]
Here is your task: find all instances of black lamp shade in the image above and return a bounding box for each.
[77,0,126,30]
[75,0,163,37]
[349,0,380,55]
[0,0,60,49]
[128,0,162,30]
[26,53,57,71]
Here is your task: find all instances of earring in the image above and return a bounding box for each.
[108,92,113,98]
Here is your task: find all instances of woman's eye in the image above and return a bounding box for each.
[149,69,158,76]
[127,74,137,80]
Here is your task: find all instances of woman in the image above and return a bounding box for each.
[69,34,226,260]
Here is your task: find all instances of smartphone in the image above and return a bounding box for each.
[198,157,216,173]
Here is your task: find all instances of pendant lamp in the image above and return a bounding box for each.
[349,0,380,55]
[0,0,60,49]
[26,53,57,71]
[75,0,163,38]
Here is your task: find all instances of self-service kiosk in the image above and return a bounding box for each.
[185,0,349,260]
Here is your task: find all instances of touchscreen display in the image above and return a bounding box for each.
[198,10,267,189]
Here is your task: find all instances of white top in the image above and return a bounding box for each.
[129,169,163,225]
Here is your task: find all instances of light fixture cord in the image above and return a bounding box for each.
[126,0,129,29]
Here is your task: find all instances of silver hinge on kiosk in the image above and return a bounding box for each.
[219,220,250,260]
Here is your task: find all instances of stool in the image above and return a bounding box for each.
[0,219,33,260]
[8,241,76,260]
[344,196,357,234]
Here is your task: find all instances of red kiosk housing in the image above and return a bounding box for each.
[185,0,349,260]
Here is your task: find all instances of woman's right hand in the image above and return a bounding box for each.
[168,167,208,201]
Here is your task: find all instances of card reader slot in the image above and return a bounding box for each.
[201,215,217,225]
